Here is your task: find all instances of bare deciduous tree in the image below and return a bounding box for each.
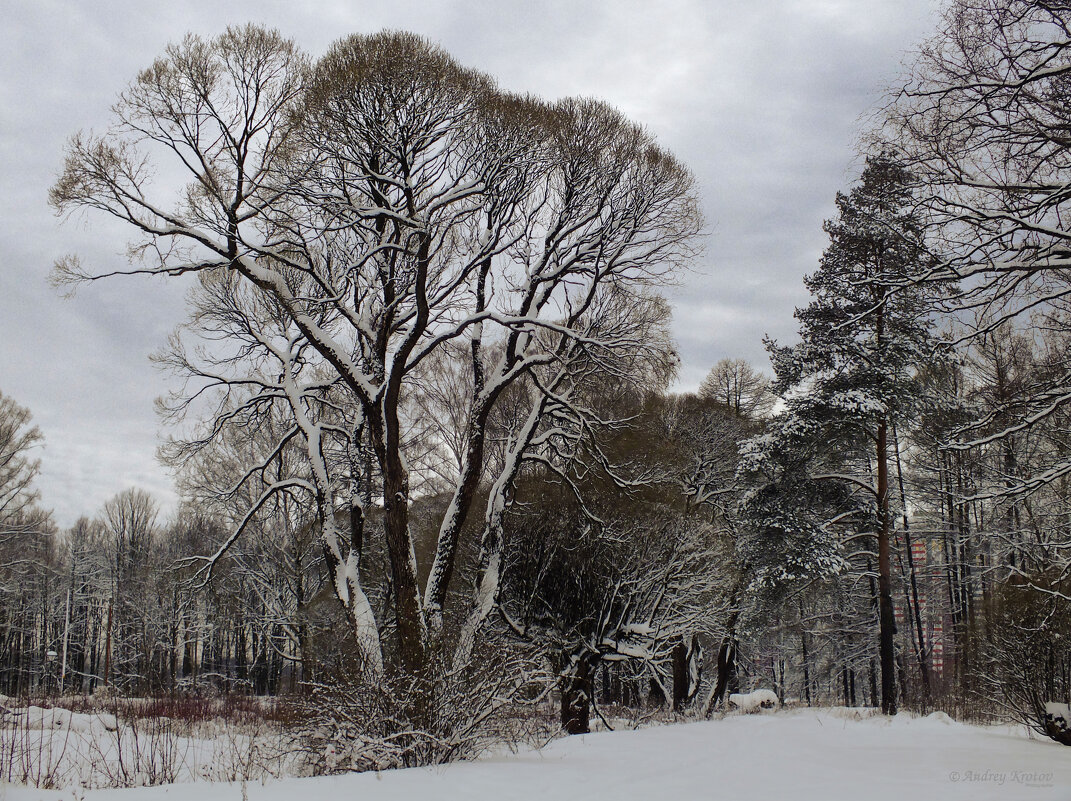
[50,26,702,684]
[0,391,43,526]
[887,0,1071,492]
[698,358,773,419]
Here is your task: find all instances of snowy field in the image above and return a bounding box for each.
[2,707,1068,801]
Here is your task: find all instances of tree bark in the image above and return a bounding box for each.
[893,425,931,699]
[103,598,113,688]
[561,653,595,734]
[876,418,898,715]
[705,629,738,716]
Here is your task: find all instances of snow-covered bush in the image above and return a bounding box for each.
[1044,703,1071,746]
[294,644,553,774]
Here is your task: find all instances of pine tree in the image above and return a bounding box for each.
[745,153,938,715]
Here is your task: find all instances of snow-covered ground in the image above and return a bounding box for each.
[3,708,1067,801]
[0,705,297,789]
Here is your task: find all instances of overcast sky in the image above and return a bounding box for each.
[1,0,940,527]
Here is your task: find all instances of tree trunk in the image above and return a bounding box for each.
[377,421,428,677]
[561,653,595,734]
[800,600,812,705]
[893,425,931,700]
[707,631,738,715]
[876,418,898,715]
[103,598,113,688]
[424,399,492,636]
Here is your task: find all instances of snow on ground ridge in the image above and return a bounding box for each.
[3,707,1068,801]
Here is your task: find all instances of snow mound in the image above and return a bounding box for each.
[925,711,954,725]
[13,706,119,733]
[1044,702,1069,726]
[729,689,779,712]
[24,706,72,729]
[826,706,882,720]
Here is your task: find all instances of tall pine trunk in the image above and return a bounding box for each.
[876,418,898,714]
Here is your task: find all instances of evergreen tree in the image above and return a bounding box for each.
[743,153,939,714]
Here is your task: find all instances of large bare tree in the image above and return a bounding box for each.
[887,0,1071,493]
[51,26,702,679]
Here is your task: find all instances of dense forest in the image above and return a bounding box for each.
[3,0,1071,782]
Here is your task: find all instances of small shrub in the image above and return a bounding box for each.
[294,643,553,774]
